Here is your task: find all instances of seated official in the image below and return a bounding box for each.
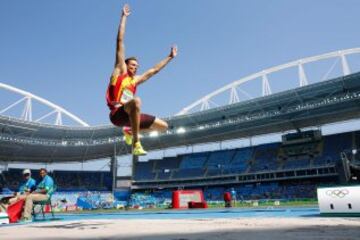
[22,168,54,221]
[8,169,36,205]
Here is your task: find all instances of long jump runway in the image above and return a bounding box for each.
[1,208,360,240]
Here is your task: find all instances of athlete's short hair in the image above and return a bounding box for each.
[125,57,138,65]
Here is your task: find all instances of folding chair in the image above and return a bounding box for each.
[32,185,56,220]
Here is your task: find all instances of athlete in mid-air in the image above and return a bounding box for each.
[106,4,177,156]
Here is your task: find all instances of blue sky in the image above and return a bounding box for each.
[1,0,360,126]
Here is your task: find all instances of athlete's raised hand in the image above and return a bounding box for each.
[122,4,131,17]
[169,45,178,58]
[113,3,130,75]
[136,45,178,85]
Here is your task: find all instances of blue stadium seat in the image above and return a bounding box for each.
[206,150,235,169]
[313,133,352,166]
[134,161,155,181]
[283,157,310,169]
[180,153,208,169]
[172,168,204,179]
[250,143,279,172]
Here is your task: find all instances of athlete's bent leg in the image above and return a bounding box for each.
[149,118,168,132]
[121,115,163,146]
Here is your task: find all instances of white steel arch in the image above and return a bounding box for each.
[0,83,89,126]
[177,47,360,115]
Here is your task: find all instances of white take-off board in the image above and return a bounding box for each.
[317,185,360,214]
[0,212,9,224]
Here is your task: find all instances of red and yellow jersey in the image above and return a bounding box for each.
[106,73,137,112]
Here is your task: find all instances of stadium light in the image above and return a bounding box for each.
[176,127,186,134]
[149,131,159,138]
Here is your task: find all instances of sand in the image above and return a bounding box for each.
[1,217,360,240]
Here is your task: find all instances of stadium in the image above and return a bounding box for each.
[1,46,360,238]
[1,1,360,240]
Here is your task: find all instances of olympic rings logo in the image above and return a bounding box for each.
[325,189,349,198]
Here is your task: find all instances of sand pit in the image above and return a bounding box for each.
[1,217,360,240]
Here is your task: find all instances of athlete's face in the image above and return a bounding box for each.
[127,60,139,76]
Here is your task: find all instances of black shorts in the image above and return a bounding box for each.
[109,106,156,129]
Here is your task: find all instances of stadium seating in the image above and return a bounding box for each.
[155,156,181,170]
[283,156,310,169]
[205,187,225,201]
[206,150,235,169]
[156,170,172,180]
[154,156,181,180]
[180,152,208,169]
[223,147,253,174]
[134,161,156,181]
[249,143,279,172]
[131,131,358,182]
[172,168,204,179]
[206,168,223,176]
[313,132,352,166]
[1,169,112,191]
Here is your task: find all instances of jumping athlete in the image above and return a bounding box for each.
[106,4,177,156]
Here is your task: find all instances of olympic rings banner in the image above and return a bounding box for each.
[317,185,360,214]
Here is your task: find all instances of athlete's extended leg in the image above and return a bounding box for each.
[124,97,141,145]
[124,97,147,155]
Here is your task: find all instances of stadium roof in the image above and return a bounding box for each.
[0,72,360,163]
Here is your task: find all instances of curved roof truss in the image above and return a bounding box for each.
[177,47,360,115]
[0,83,89,126]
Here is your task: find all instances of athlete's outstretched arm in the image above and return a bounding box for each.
[112,4,131,77]
[135,45,177,85]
